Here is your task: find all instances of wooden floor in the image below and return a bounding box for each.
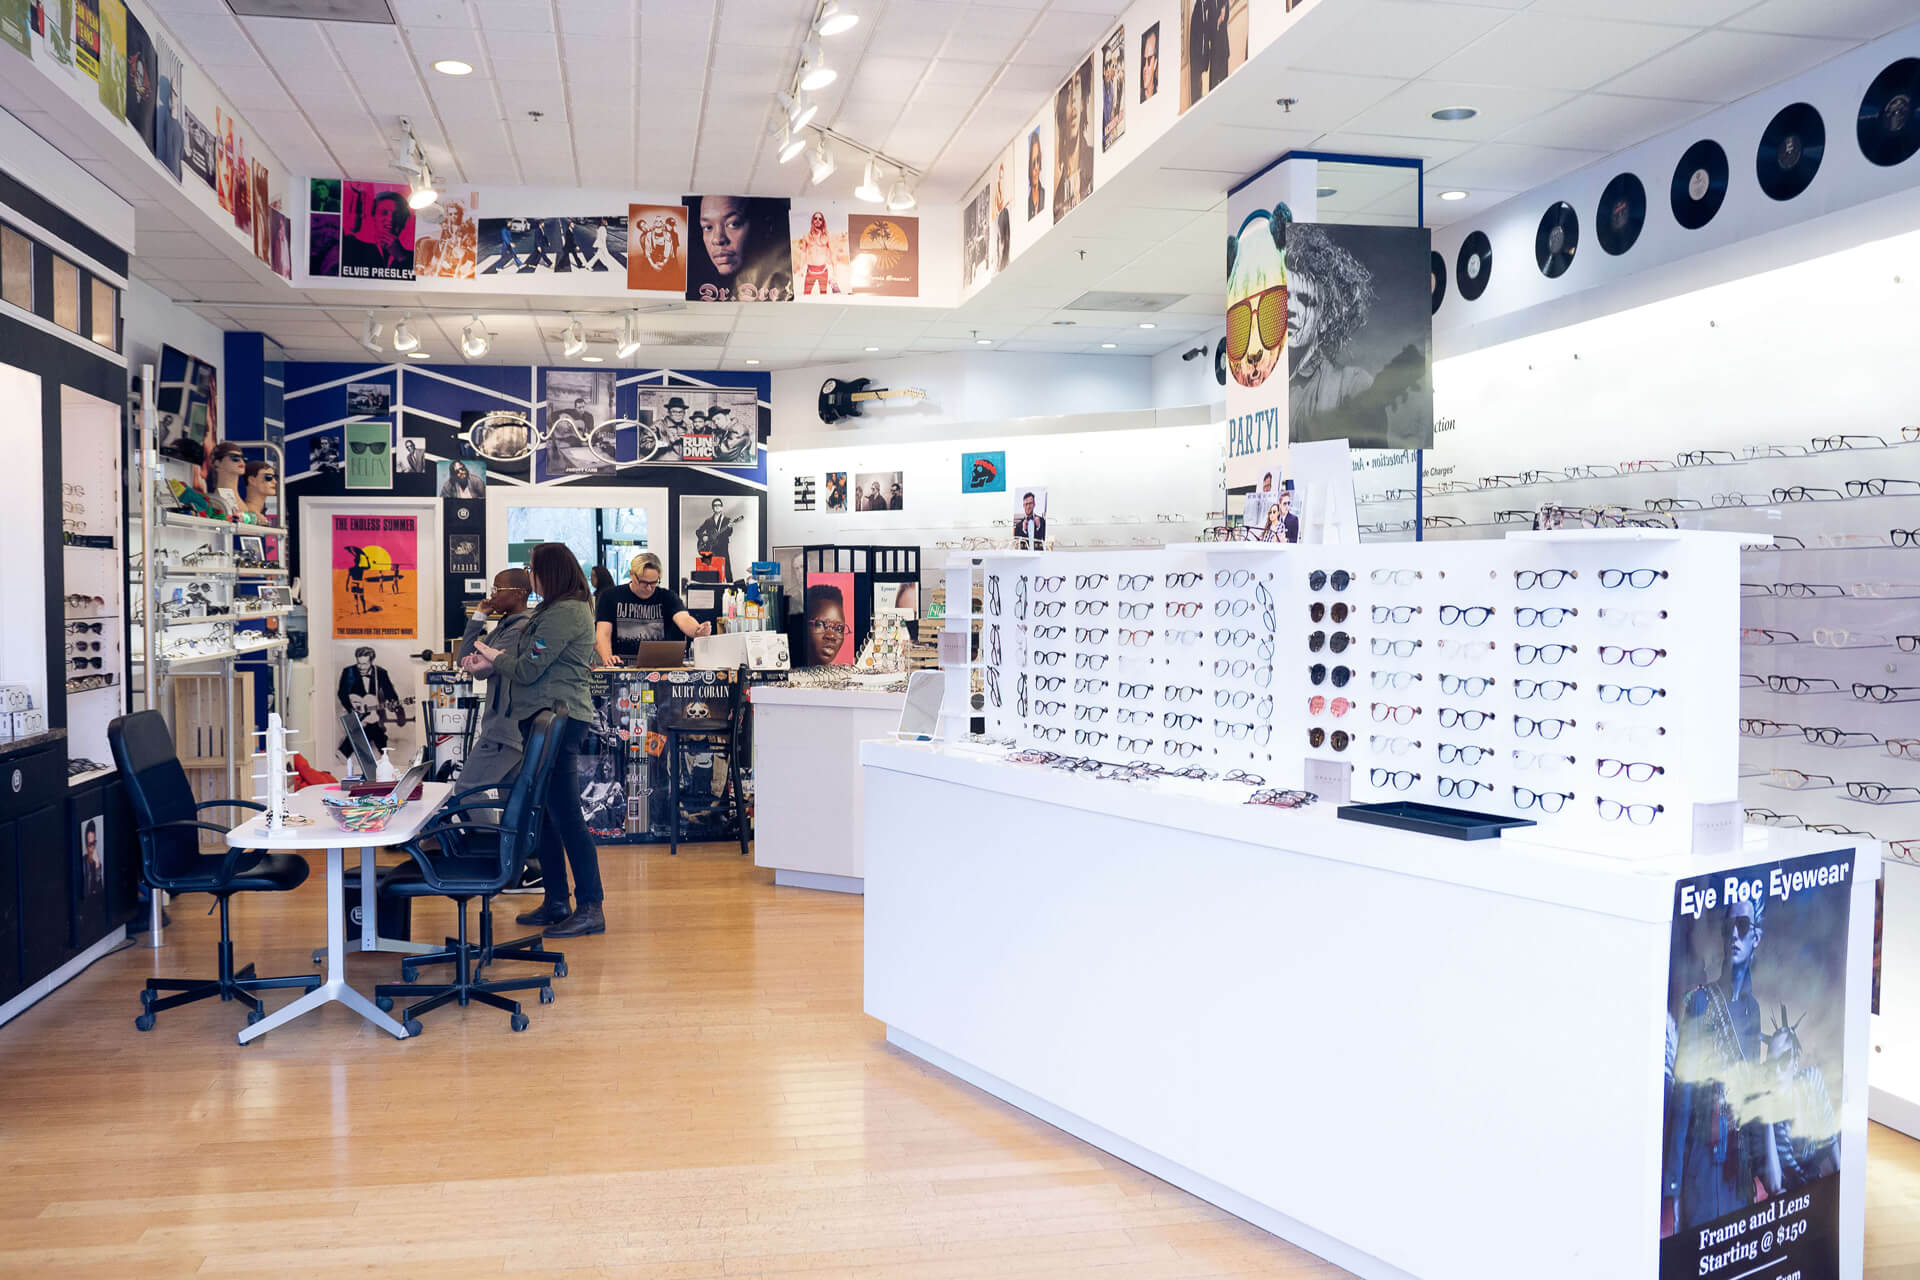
[2,846,1917,1278]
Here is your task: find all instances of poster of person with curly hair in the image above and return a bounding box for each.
[1285,223,1433,450]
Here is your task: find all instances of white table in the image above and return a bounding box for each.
[226,781,451,1044]
[751,684,905,893]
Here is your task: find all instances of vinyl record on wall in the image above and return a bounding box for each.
[1595,172,1646,257]
[1756,101,1825,202]
[1456,231,1492,302]
[1534,201,1579,279]
[1670,139,1729,231]
[1430,250,1447,313]
[1857,57,1920,169]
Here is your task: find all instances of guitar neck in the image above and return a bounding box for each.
[848,389,920,402]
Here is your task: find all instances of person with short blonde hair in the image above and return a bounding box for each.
[594,551,708,665]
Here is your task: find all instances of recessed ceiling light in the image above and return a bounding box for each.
[745,358,760,365]
[975,337,991,345]
[405,351,431,359]
[1138,321,1156,329]
[1316,186,1337,197]
[865,345,879,352]
[1438,189,1470,201]
[1100,342,1116,349]
[432,59,473,76]
[581,354,603,362]
[1431,106,1478,122]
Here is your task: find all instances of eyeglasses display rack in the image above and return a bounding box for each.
[966,528,1745,859]
[1418,432,1920,870]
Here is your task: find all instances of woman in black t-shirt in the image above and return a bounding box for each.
[593,551,709,664]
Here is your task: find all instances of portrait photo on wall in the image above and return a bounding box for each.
[1179,0,1247,114]
[1660,852,1853,1279]
[338,179,416,280]
[1286,223,1434,450]
[803,570,856,666]
[345,381,391,416]
[477,215,626,274]
[628,203,688,292]
[335,642,417,767]
[1053,57,1096,220]
[75,815,105,911]
[1014,486,1049,547]
[793,475,817,511]
[344,421,393,491]
[1026,126,1048,221]
[1141,22,1161,102]
[854,471,904,512]
[308,177,342,276]
[543,368,617,479]
[632,386,760,465]
[1102,26,1126,150]
[185,110,217,187]
[394,436,429,475]
[991,145,1015,272]
[680,494,759,583]
[791,206,850,295]
[848,214,918,296]
[685,194,794,302]
[825,471,848,512]
[414,194,478,280]
[436,458,487,499]
[1243,470,1297,542]
[962,184,991,289]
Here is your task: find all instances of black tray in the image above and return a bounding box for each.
[1336,800,1536,841]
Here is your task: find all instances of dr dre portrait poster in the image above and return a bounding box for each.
[1661,851,1855,1280]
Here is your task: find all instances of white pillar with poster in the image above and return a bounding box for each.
[1223,157,1315,505]
[298,497,442,779]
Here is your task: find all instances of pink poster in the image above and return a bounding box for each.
[331,513,418,639]
[339,179,417,280]
[804,570,855,666]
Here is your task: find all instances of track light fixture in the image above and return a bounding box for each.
[886,172,917,212]
[798,39,835,91]
[815,0,857,36]
[809,135,836,186]
[777,91,819,133]
[616,313,642,359]
[391,315,419,352]
[362,313,383,355]
[461,316,490,359]
[407,159,438,210]
[778,123,807,165]
[855,155,884,204]
[562,315,587,359]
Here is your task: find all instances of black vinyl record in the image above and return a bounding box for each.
[1857,57,1920,169]
[1456,231,1492,302]
[1757,101,1825,201]
[1431,250,1447,313]
[1534,201,1579,279]
[1670,139,1728,231]
[1595,172,1646,257]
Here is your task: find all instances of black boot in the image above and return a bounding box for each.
[544,903,606,939]
[515,900,570,927]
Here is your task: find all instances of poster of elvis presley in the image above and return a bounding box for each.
[1660,850,1857,1280]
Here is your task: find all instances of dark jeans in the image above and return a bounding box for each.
[527,715,602,908]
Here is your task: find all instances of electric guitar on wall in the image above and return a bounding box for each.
[817,377,927,424]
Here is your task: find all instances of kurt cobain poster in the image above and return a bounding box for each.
[1661,851,1856,1280]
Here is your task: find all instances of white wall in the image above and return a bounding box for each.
[770,350,1157,443]
[1151,339,1224,411]
[122,277,224,389]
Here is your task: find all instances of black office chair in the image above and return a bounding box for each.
[373,710,565,1033]
[109,711,322,1035]
[662,664,752,858]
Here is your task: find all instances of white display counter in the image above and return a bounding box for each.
[1871,856,1920,1140]
[862,741,1878,1280]
[750,684,905,893]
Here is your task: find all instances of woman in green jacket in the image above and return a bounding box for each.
[472,542,606,939]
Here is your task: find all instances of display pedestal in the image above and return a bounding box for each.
[861,742,1876,1280]
[751,685,904,892]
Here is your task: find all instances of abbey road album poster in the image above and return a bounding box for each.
[478,215,627,274]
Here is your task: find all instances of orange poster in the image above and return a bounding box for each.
[627,203,688,292]
[331,513,418,639]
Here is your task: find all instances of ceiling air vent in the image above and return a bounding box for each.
[226,0,395,22]
[1064,291,1185,312]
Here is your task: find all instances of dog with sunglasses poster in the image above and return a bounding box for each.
[343,420,393,490]
[1660,851,1858,1280]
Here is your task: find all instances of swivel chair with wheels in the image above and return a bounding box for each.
[662,665,752,858]
[108,711,323,1036]
[373,710,565,1033]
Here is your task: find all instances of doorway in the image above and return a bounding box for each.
[298,496,441,776]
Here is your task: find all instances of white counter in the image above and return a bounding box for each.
[861,741,1878,1280]
[749,684,905,893]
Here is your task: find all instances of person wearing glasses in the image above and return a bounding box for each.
[594,551,709,665]
[440,460,485,499]
[1014,491,1047,548]
[805,582,849,666]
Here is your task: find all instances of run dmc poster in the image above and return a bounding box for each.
[1661,851,1856,1280]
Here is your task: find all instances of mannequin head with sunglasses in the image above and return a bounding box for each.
[243,460,277,519]
[1224,203,1287,388]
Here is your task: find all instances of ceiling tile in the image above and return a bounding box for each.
[1528,0,1752,21]
[1600,30,1856,103]
[1339,79,1579,141]
[1289,0,1516,80]
[1428,15,1699,92]
[1497,92,1714,153]
[1425,140,1605,190]
[477,0,556,33]
[1723,0,1920,40]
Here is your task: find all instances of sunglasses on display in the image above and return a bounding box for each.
[1308,570,1351,592]
[1307,665,1352,688]
[66,621,104,634]
[1310,696,1353,718]
[1306,728,1351,752]
[1310,602,1351,624]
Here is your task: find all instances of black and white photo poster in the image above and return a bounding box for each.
[633,386,759,466]
[1052,57,1095,221]
[962,184,991,289]
[543,368,616,478]
[680,494,758,583]
[1286,223,1433,450]
[1661,852,1855,1280]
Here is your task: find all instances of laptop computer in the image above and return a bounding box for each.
[631,640,688,669]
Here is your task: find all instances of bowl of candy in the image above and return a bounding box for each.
[321,792,402,833]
